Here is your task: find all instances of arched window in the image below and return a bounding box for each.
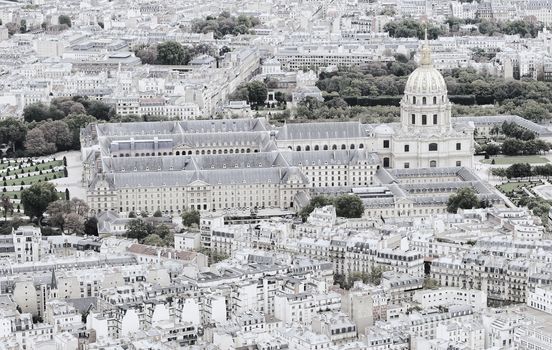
[323,145,328,150]
[422,97,427,105]
[296,146,301,151]
[341,144,346,150]
[430,160,437,167]
[429,143,438,151]
[305,145,311,151]
[314,145,319,151]
[433,96,437,104]
[175,151,180,156]
[359,144,364,149]
[350,144,355,149]
[332,145,337,150]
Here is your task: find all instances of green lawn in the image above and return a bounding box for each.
[498,181,533,192]
[0,160,63,175]
[481,155,549,165]
[3,170,65,186]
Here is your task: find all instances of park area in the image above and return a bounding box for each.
[496,179,542,203]
[481,155,549,165]
[1,157,68,215]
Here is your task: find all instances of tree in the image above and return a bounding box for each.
[143,234,164,246]
[181,209,200,227]
[23,103,50,122]
[64,113,97,149]
[24,128,56,156]
[6,22,20,36]
[64,212,84,235]
[126,219,153,241]
[21,182,59,221]
[505,163,532,179]
[39,120,73,151]
[491,168,507,178]
[1,195,13,221]
[58,15,71,27]
[134,44,158,65]
[46,200,71,231]
[423,277,440,289]
[501,138,524,156]
[247,81,268,106]
[334,195,364,218]
[84,217,98,236]
[153,224,170,239]
[153,210,163,217]
[481,143,500,156]
[446,188,480,213]
[299,195,334,221]
[87,101,111,120]
[0,118,27,153]
[157,41,186,65]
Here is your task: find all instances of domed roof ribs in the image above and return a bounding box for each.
[420,27,432,67]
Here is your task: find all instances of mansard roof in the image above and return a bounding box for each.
[281,149,380,166]
[276,121,371,140]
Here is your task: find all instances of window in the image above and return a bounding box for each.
[430,160,437,167]
[433,96,437,104]
[404,162,410,168]
[413,96,416,104]
[429,143,438,151]
[383,140,390,148]
[404,145,410,152]
[422,97,426,105]
[433,114,438,124]
[383,157,390,168]
[422,115,427,125]
[456,142,461,150]
[411,114,415,124]
[456,161,462,167]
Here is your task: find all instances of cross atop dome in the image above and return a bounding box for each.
[420,27,432,67]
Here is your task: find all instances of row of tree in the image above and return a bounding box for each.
[6,96,142,156]
[23,96,111,123]
[385,18,543,40]
[383,19,443,39]
[314,61,552,123]
[479,138,551,157]
[445,17,543,38]
[492,163,552,179]
[299,194,364,221]
[191,12,261,39]
[134,42,230,66]
[498,121,536,141]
